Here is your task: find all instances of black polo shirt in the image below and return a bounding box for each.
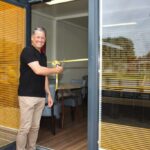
[18,46,47,97]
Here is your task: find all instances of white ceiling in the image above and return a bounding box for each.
[32,0,88,28]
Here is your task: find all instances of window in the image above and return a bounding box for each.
[0,1,25,128]
[101,0,150,149]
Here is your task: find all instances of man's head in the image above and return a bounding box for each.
[31,27,46,51]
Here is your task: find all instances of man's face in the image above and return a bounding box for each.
[31,30,46,50]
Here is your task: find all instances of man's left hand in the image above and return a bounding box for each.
[47,95,53,107]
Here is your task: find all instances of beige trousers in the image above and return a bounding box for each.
[16,96,45,150]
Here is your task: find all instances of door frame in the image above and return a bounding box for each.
[88,0,99,149]
[5,0,26,7]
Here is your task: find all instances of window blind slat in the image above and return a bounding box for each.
[0,1,25,129]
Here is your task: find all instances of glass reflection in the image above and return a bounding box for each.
[102,0,150,149]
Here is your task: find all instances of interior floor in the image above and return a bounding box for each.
[37,106,87,150]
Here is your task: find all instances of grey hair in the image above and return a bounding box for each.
[32,27,46,37]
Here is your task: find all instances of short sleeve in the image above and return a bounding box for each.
[21,47,38,64]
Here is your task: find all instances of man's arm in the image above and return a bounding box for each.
[28,61,63,76]
[45,76,53,107]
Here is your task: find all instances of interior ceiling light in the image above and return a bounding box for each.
[46,0,75,5]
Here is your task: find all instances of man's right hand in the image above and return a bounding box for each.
[55,66,63,74]
[28,61,64,75]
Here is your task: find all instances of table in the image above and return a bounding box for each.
[58,83,82,90]
[57,83,82,128]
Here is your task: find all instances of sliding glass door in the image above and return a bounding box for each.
[101,0,150,149]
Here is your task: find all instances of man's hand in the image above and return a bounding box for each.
[55,66,63,74]
[47,95,53,107]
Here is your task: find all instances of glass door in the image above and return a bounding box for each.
[101,0,150,149]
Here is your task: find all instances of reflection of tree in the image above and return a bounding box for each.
[137,51,150,79]
[103,36,136,73]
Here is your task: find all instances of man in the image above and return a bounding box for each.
[16,27,63,150]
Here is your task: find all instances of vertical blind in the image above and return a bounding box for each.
[0,1,25,129]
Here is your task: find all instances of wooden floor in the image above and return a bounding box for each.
[37,107,88,150]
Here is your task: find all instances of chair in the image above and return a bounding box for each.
[63,79,84,121]
[42,84,61,135]
[82,75,88,99]
[81,75,88,116]
[82,75,88,104]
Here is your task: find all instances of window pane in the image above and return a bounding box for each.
[0,1,25,129]
[101,0,150,149]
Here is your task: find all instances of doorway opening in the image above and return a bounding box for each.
[31,0,88,149]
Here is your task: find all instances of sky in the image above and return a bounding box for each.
[102,0,150,57]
